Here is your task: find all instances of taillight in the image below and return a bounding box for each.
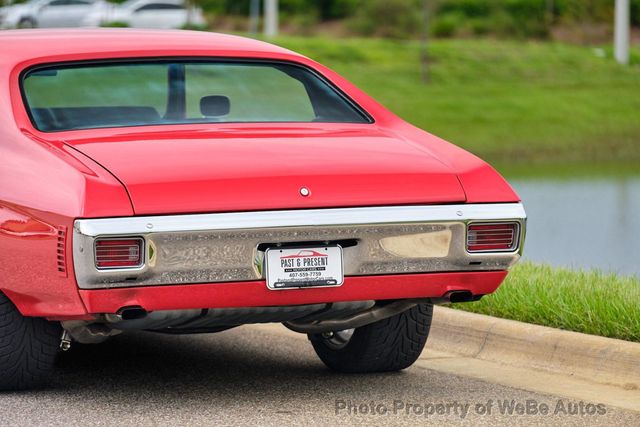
[95,238,144,269]
[467,223,519,253]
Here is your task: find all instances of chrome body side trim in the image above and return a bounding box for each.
[73,203,526,290]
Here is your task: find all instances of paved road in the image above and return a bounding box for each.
[1,325,638,426]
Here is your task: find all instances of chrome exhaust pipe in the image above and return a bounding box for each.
[430,290,483,305]
[117,306,148,321]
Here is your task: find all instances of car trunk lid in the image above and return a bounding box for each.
[64,126,466,215]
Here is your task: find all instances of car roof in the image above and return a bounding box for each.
[0,29,301,65]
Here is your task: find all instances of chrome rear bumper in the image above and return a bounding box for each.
[73,203,526,290]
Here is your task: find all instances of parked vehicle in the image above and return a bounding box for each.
[0,0,109,29]
[0,29,526,390]
[0,0,203,29]
[83,0,206,29]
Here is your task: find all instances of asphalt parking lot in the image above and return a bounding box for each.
[1,325,638,427]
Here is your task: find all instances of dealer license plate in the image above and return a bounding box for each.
[265,246,344,290]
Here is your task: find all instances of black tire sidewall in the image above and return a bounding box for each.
[309,303,434,373]
[0,293,61,391]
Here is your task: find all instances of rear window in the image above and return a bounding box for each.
[21,60,371,132]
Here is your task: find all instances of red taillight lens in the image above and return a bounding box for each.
[467,223,519,253]
[95,238,144,269]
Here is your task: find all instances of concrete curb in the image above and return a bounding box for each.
[428,306,640,390]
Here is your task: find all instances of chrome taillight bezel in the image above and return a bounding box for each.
[466,221,521,253]
[94,237,145,270]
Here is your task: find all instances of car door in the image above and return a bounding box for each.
[36,0,94,27]
[129,3,188,29]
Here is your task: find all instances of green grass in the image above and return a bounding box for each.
[272,37,640,170]
[452,262,640,342]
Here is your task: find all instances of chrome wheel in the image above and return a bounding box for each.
[321,328,354,350]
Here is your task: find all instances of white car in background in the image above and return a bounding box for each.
[0,0,108,28]
[0,0,205,29]
[83,0,205,28]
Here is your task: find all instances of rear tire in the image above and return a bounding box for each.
[309,303,433,373]
[0,293,61,391]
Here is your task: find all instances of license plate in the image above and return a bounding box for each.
[265,246,344,290]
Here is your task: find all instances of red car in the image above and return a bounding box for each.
[0,29,526,390]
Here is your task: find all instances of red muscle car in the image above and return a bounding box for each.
[0,29,526,390]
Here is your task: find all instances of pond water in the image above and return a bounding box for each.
[511,177,640,277]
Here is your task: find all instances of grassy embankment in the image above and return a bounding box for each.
[452,262,640,342]
[273,36,640,176]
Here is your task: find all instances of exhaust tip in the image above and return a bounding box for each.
[117,306,148,321]
[430,291,484,305]
[448,291,473,303]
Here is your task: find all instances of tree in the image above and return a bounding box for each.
[420,0,431,83]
